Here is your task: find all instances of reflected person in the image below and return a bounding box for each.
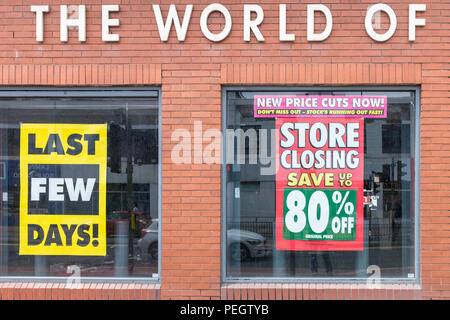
[310,251,333,276]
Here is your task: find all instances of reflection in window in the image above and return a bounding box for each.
[225,89,417,280]
[0,92,159,279]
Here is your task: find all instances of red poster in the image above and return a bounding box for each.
[276,118,364,251]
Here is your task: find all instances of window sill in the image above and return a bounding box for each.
[221,283,422,300]
[0,282,160,300]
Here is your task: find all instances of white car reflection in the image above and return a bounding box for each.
[137,219,159,261]
[228,229,268,262]
[137,220,269,262]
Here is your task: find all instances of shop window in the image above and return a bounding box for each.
[224,88,418,281]
[0,88,160,280]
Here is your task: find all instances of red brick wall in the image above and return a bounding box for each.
[0,0,448,300]
[0,282,160,300]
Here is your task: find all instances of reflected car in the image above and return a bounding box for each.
[137,221,268,262]
[228,229,268,262]
[137,219,159,262]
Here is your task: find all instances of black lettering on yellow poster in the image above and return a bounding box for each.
[20,124,107,256]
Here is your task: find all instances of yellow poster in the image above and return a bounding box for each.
[19,123,107,256]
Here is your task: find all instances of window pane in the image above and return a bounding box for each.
[0,93,159,278]
[225,89,416,280]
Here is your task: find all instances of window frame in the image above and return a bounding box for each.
[221,85,421,284]
[0,86,162,284]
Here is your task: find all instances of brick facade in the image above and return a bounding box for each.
[0,0,448,300]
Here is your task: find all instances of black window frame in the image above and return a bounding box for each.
[221,85,421,284]
[0,86,162,283]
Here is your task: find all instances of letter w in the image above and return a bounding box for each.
[369,98,382,108]
[65,178,96,201]
[153,4,193,41]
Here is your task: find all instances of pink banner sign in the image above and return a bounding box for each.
[254,95,387,118]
